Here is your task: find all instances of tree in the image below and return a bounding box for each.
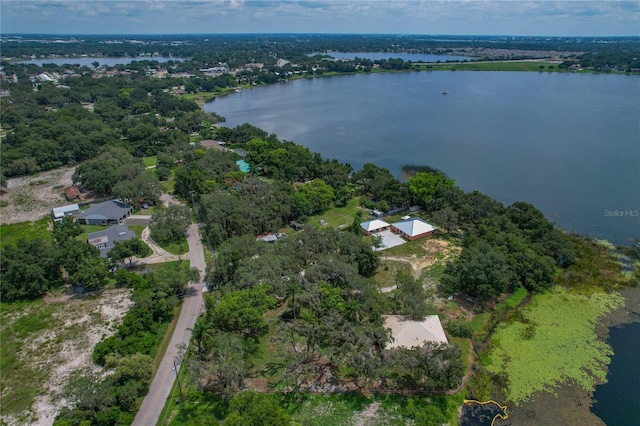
[149,205,192,244]
[394,271,428,320]
[71,257,110,288]
[224,391,291,425]
[108,238,150,267]
[0,238,61,302]
[408,172,455,206]
[439,241,513,302]
[52,216,83,245]
[0,172,7,193]
[208,287,276,338]
[188,330,247,399]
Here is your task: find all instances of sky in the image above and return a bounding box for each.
[1,0,639,37]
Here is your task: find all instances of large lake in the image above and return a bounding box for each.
[592,321,640,425]
[205,71,640,245]
[17,56,183,67]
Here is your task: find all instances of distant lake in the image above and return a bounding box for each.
[17,56,184,67]
[205,71,640,245]
[592,321,640,424]
[311,51,474,62]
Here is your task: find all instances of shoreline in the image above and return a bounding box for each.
[497,284,640,425]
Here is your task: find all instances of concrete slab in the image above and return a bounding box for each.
[373,229,406,251]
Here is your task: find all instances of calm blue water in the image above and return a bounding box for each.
[205,71,640,245]
[236,160,250,173]
[17,56,183,67]
[311,51,474,62]
[592,322,640,425]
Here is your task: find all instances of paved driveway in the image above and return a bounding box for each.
[373,230,407,251]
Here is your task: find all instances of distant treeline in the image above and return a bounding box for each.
[3,34,640,70]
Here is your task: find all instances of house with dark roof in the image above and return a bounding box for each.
[87,225,136,258]
[391,218,437,241]
[77,200,133,225]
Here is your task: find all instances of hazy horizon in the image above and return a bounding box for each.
[1,1,638,38]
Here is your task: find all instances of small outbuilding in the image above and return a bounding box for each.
[52,204,80,222]
[360,219,390,236]
[383,315,449,349]
[77,200,133,226]
[64,186,82,201]
[87,225,136,258]
[391,218,437,241]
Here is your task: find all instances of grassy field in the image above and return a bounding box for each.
[179,88,240,106]
[307,197,364,229]
[142,155,157,167]
[160,170,176,194]
[164,391,464,426]
[375,260,413,289]
[0,217,53,249]
[418,60,562,72]
[0,300,53,415]
[159,239,189,256]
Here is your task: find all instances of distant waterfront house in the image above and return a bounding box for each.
[88,225,136,258]
[390,218,436,241]
[76,200,133,226]
[360,219,391,236]
[52,204,80,222]
[383,315,449,349]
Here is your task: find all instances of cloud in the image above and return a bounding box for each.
[1,0,638,35]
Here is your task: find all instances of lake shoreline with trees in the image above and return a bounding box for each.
[1,34,638,425]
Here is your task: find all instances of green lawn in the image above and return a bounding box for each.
[375,260,412,289]
[307,197,364,229]
[160,170,176,194]
[422,60,563,72]
[142,155,157,167]
[0,217,53,249]
[158,239,188,256]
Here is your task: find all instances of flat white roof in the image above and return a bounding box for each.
[52,204,80,218]
[391,218,436,237]
[383,315,448,349]
[360,219,390,232]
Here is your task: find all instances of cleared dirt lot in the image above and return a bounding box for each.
[0,166,76,225]
[0,289,133,426]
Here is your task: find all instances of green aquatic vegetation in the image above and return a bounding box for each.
[487,287,624,405]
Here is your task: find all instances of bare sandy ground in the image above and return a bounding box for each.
[1,166,76,224]
[0,290,133,426]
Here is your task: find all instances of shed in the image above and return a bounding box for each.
[52,204,80,222]
[290,221,305,231]
[64,186,82,201]
[383,315,448,349]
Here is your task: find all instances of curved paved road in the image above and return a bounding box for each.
[133,223,205,426]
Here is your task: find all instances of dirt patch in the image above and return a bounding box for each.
[385,238,460,281]
[1,290,133,426]
[0,166,76,225]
